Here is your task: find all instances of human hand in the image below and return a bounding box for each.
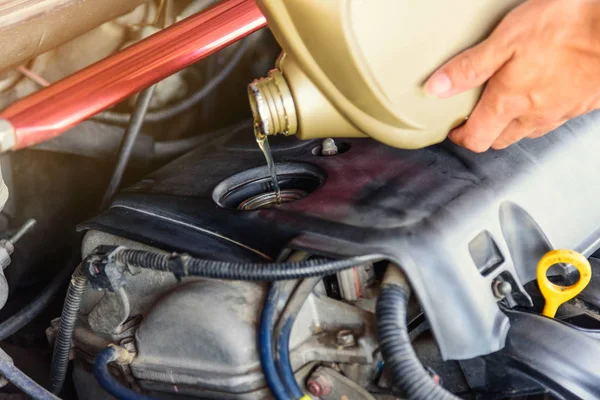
[424,0,600,152]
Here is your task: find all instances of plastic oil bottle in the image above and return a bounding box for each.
[248,0,524,150]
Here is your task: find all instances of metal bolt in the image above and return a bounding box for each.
[492,280,512,299]
[321,138,338,156]
[0,219,35,270]
[9,219,36,244]
[306,374,332,397]
[336,329,356,347]
[307,380,322,397]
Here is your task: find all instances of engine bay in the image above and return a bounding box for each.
[0,1,598,400]
[66,116,600,400]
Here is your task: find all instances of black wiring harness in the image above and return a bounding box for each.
[83,246,383,286]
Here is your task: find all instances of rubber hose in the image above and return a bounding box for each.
[153,119,251,160]
[0,357,60,400]
[32,118,250,162]
[49,266,88,394]
[94,346,158,400]
[277,319,303,399]
[93,38,250,124]
[376,268,460,400]
[275,277,321,399]
[114,249,381,281]
[99,84,156,211]
[259,283,291,400]
[0,260,76,340]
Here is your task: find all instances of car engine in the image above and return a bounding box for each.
[0,1,597,400]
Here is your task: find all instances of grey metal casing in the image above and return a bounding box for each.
[79,232,377,397]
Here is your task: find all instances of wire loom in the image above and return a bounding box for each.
[84,246,383,284]
[115,248,382,281]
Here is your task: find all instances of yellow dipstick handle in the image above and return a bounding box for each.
[537,249,592,318]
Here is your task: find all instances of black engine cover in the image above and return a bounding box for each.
[81,111,600,361]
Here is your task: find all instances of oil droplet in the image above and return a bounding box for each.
[255,125,281,204]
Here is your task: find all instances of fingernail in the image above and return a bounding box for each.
[425,72,452,97]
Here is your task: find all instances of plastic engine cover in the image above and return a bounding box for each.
[81,110,600,360]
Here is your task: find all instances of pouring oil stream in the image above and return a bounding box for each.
[255,125,282,204]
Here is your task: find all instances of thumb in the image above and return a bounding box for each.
[424,37,512,98]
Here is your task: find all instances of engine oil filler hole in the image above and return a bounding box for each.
[213,162,325,210]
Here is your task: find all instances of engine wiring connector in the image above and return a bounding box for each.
[83,245,128,292]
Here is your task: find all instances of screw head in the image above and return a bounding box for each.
[307,374,332,397]
[321,138,338,156]
[307,379,322,396]
[492,280,513,299]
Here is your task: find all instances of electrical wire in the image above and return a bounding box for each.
[93,38,251,125]
[0,356,60,400]
[49,266,88,395]
[377,266,460,400]
[113,248,382,281]
[0,257,77,341]
[99,85,156,211]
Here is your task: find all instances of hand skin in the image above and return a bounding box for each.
[424,0,600,152]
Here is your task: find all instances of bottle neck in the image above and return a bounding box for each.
[248,69,298,137]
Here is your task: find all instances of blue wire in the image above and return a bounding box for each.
[259,284,291,400]
[94,347,158,400]
[0,358,60,400]
[276,317,304,399]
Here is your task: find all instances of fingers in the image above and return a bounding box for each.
[454,118,567,151]
[448,87,518,152]
[425,37,513,98]
[481,118,567,150]
[528,120,567,139]
[490,120,535,150]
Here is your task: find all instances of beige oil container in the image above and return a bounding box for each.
[248,0,524,149]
